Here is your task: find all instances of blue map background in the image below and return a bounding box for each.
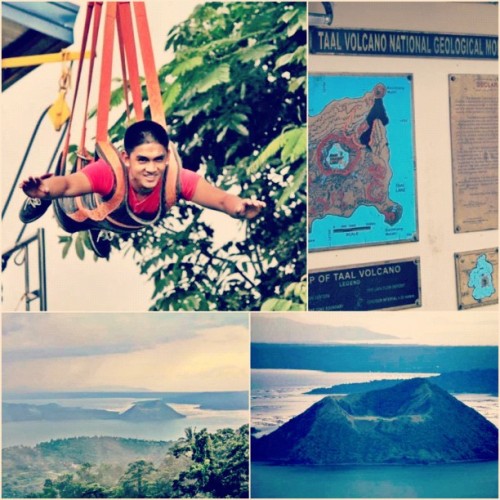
[309,74,418,250]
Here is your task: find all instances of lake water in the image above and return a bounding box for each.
[251,369,499,498]
[2,397,249,448]
[251,461,499,498]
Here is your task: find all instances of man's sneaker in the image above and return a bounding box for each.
[87,229,114,259]
[19,197,51,224]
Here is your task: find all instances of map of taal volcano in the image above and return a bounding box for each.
[308,75,417,250]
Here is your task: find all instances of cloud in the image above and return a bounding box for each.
[251,311,498,346]
[2,312,248,361]
[2,316,249,392]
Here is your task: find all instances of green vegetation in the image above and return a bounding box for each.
[3,426,249,498]
[64,2,307,311]
[253,380,498,465]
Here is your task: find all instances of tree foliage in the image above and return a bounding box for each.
[163,426,249,498]
[117,460,156,498]
[14,426,249,498]
[65,2,307,311]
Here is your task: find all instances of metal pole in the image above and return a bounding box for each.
[24,245,30,311]
[38,228,48,311]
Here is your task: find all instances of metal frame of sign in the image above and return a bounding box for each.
[454,247,498,310]
[308,257,422,311]
[308,73,419,252]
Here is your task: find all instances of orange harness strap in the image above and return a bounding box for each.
[96,2,117,143]
[78,1,102,163]
[133,2,166,129]
[115,7,132,123]
[116,2,144,121]
[59,2,99,172]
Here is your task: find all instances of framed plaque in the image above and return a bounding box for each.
[308,258,421,311]
[308,74,418,251]
[455,248,498,309]
[449,74,498,233]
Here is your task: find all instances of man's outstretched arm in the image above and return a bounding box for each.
[20,172,94,199]
[190,178,266,220]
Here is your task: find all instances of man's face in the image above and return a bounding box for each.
[123,142,169,194]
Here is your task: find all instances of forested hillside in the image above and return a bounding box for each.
[3,426,249,498]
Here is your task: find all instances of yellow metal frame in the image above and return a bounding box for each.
[2,51,92,69]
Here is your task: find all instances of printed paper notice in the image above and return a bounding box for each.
[450,74,498,232]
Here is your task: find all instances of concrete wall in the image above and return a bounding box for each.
[308,1,498,311]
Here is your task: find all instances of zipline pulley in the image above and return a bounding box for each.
[48,50,72,131]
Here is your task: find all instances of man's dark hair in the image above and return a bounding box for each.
[124,120,169,154]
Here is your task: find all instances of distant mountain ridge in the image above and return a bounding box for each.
[3,400,185,423]
[307,369,499,396]
[252,316,397,343]
[253,378,498,465]
[252,343,498,372]
[4,391,248,411]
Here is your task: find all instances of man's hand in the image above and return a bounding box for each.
[20,173,53,199]
[234,199,267,220]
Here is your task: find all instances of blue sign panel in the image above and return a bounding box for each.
[310,27,498,60]
[309,74,418,250]
[309,258,421,311]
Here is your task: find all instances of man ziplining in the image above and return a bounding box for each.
[19,119,266,258]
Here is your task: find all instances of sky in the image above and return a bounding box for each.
[3,312,249,392]
[1,0,243,312]
[251,311,499,346]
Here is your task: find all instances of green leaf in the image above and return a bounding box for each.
[277,162,306,207]
[289,302,306,311]
[61,237,72,259]
[110,84,125,108]
[288,76,305,93]
[193,64,230,94]
[162,81,182,113]
[232,123,249,137]
[275,52,293,69]
[280,10,298,24]
[248,135,284,174]
[249,127,306,174]
[75,234,85,261]
[291,45,307,64]
[230,113,249,123]
[238,44,276,63]
[216,126,229,143]
[171,56,204,76]
[261,298,294,311]
[281,127,306,164]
